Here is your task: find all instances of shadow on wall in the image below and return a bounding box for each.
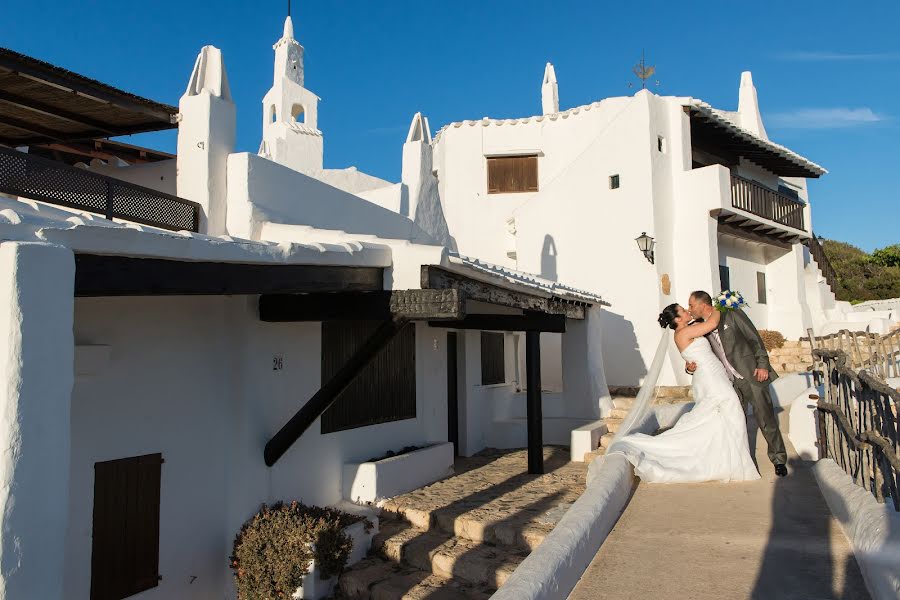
[541,235,558,282]
[599,310,647,387]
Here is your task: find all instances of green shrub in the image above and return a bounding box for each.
[823,239,900,303]
[230,501,370,599]
[758,329,785,352]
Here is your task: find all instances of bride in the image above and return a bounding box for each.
[608,304,760,483]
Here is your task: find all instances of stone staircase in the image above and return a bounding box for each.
[767,339,813,374]
[337,447,587,599]
[582,389,695,464]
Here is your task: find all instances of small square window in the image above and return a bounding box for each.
[657,136,666,153]
[609,174,620,189]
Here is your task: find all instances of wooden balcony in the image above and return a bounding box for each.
[730,174,805,231]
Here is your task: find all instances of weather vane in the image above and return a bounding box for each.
[629,50,659,90]
[287,0,292,17]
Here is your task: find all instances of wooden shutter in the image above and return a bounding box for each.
[91,453,162,600]
[487,156,538,194]
[480,332,506,385]
[321,320,416,433]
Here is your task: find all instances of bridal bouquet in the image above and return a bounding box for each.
[715,290,747,312]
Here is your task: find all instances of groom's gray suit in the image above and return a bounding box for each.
[715,309,787,466]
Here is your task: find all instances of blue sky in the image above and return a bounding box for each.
[3,1,897,251]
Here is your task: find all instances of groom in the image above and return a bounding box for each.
[685,291,788,477]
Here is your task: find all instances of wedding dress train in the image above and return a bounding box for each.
[609,336,761,483]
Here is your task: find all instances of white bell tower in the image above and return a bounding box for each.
[259,15,323,175]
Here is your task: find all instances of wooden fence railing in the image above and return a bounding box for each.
[813,349,899,511]
[807,233,838,294]
[807,328,900,380]
[730,174,806,231]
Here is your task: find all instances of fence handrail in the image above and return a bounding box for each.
[813,348,899,511]
[0,145,200,232]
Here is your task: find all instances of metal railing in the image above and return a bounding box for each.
[807,233,838,294]
[730,174,806,231]
[0,145,200,232]
[814,349,899,511]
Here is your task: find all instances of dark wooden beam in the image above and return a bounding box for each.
[265,318,409,466]
[0,89,117,134]
[428,313,566,333]
[0,114,62,141]
[260,289,464,321]
[526,330,543,474]
[717,220,793,250]
[421,265,585,319]
[74,254,384,296]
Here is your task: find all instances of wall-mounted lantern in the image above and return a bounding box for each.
[635,232,655,264]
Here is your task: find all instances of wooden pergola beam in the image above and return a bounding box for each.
[421,265,585,320]
[259,289,465,321]
[428,313,566,333]
[74,254,385,297]
[0,89,116,134]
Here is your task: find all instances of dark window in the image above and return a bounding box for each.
[657,136,666,153]
[719,265,731,291]
[481,332,506,385]
[91,453,162,600]
[321,320,416,433]
[757,271,767,304]
[487,155,538,194]
[777,183,800,201]
[609,174,620,189]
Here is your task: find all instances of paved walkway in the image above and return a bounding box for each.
[569,415,871,600]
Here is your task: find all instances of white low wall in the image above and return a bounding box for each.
[493,404,690,600]
[297,515,378,600]
[814,459,900,600]
[342,443,454,504]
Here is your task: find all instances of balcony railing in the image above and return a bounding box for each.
[730,174,805,231]
[0,145,200,232]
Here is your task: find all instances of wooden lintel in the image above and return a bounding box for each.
[428,313,565,333]
[421,265,585,319]
[260,289,465,322]
[74,254,384,296]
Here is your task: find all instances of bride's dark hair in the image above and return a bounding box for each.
[657,303,681,330]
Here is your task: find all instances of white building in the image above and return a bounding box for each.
[424,63,882,387]
[0,19,609,600]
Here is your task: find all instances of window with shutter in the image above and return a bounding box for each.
[480,332,506,385]
[486,156,538,194]
[91,453,162,600]
[321,320,416,433]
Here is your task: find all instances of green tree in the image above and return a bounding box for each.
[871,244,900,268]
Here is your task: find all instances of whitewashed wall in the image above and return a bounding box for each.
[65,296,447,600]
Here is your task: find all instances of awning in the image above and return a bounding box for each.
[0,47,177,146]
[689,102,826,179]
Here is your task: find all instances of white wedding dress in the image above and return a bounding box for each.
[609,336,761,483]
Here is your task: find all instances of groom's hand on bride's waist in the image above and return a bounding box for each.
[685,361,697,375]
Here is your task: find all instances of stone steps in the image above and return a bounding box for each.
[372,518,526,588]
[337,447,586,599]
[339,557,494,600]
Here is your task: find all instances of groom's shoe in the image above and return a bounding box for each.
[774,464,788,477]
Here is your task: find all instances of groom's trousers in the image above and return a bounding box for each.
[732,378,787,466]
